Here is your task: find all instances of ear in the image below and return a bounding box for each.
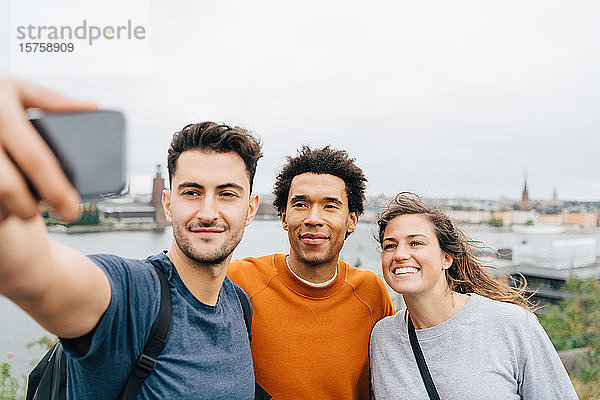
[245,194,259,227]
[281,210,288,231]
[442,253,453,270]
[161,189,173,223]
[346,211,358,235]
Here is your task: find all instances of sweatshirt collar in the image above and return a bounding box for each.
[274,254,346,299]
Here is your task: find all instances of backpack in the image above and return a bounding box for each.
[26,263,271,400]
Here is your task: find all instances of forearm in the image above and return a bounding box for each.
[0,215,111,338]
[0,215,54,299]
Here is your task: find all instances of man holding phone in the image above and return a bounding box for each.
[0,79,261,399]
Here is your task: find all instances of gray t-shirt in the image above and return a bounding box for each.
[369,294,578,399]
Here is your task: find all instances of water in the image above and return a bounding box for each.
[1,220,599,376]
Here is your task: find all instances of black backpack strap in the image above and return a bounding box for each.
[254,382,272,400]
[27,341,66,400]
[233,283,252,341]
[407,312,440,400]
[232,284,272,400]
[119,264,173,400]
[51,343,66,399]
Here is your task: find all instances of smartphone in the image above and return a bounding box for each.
[28,110,127,200]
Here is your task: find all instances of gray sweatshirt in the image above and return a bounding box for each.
[369,294,578,399]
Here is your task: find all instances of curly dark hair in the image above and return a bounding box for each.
[272,146,367,216]
[167,121,262,191]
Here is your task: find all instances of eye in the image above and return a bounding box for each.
[292,202,308,208]
[220,191,239,198]
[382,243,397,250]
[183,190,200,197]
[324,204,340,210]
[410,241,424,247]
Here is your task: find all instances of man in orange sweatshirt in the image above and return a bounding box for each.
[228,146,395,400]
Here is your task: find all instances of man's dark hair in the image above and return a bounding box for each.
[272,146,367,216]
[167,121,263,191]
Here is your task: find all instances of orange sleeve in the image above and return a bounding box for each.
[227,259,249,289]
[376,277,396,319]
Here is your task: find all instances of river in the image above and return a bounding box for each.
[1,220,599,376]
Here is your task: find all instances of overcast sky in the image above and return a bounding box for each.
[2,0,599,201]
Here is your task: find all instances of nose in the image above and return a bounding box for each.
[303,205,325,227]
[195,197,219,223]
[392,245,411,262]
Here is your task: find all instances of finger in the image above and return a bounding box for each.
[16,80,97,112]
[0,91,81,222]
[0,146,39,220]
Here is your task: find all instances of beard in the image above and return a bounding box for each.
[172,221,244,266]
[294,246,339,267]
[299,253,337,266]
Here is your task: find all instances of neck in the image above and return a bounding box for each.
[287,251,338,284]
[403,290,469,329]
[166,243,230,306]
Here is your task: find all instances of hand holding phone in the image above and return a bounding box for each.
[0,79,96,222]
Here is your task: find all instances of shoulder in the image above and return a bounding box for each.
[87,254,161,318]
[87,253,158,288]
[228,254,279,276]
[344,263,389,296]
[228,254,280,295]
[468,294,538,334]
[345,263,384,285]
[370,311,402,344]
[372,311,401,333]
[343,262,395,317]
[472,294,533,319]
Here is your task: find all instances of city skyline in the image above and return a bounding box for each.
[2,1,599,201]
[129,168,598,204]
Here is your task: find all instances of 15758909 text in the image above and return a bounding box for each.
[18,43,75,52]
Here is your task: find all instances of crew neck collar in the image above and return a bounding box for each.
[273,254,346,299]
[285,256,338,287]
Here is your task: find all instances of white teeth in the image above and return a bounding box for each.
[393,267,419,275]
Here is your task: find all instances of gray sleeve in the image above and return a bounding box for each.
[518,313,579,400]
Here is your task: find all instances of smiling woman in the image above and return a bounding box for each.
[369,193,578,400]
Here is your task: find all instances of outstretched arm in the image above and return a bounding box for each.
[0,78,111,338]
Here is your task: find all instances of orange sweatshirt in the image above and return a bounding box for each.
[228,254,395,400]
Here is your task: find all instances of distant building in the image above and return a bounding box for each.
[551,189,559,206]
[505,262,600,304]
[565,211,597,228]
[101,203,157,224]
[151,164,167,226]
[447,209,491,224]
[255,194,278,219]
[491,210,513,226]
[501,238,599,304]
[511,210,537,225]
[520,174,532,211]
[99,164,168,230]
[537,209,566,225]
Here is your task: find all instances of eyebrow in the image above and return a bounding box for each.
[290,194,309,202]
[382,233,429,242]
[177,182,245,192]
[289,194,343,205]
[323,196,343,205]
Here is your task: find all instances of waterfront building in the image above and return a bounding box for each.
[501,238,599,304]
[565,210,597,228]
[151,164,167,226]
[520,174,532,211]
